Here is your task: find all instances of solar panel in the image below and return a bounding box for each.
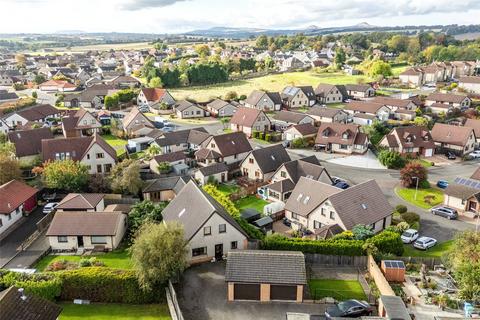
[453,177,480,190]
[466,180,473,186]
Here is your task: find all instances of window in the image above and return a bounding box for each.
[0,218,2,227]
[91,236,107,244]
[211,143,216,148]
[292,213,298,220]
[321,208,326,216]
[97,165,102,173]
[231,241,238,249]
[16,207,20,215]
[96,153,104,159]
[330,211,335,219]
[58,236,68,243]
[249,158,254,164]
[192,247,207,257]
[280,171,287,178]
[203,226,211,236]
[87,154,90,160]
[104,164,112,173]
[340,144,348,150]
[196,110,201,115]
[219,224,226,233]
[7,213,11,221]
[314,220,322,229]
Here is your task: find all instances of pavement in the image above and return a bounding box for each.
[3,230,50,269]
[177,262,327,320]
[326,150,386,170]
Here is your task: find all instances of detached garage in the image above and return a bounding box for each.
[225,250,307,302]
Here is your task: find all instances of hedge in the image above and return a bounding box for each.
[0,270,62,301]
[365,231,404,256]
[58,267,162,304]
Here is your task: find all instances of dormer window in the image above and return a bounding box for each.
[322,129,329,137]
[342,132,349,139]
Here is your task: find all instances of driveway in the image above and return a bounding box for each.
[326,150,386,170]
[177,262,327,320]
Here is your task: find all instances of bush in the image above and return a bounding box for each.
[378,150,406,169]
[58,267,162,304]
[0,270,62,301]
[291,137,308,149]
[366,231,404,256]
[252,131,260,139]
[265,133,272,142]
[401,212,420,225]
[395,205,408,214]
[419,180,431,189]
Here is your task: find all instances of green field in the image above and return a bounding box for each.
[396,187,444,209]
[59,303,170,320]
[35,250,132,271]
[403,240,454,258]
[234,195,269,213]
[170,70,372,102]
[308,279,367,301]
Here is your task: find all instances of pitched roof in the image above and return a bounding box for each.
[372,96,416,108]
[314,223,344,240]
[426,92,469,104]
[56,193,104,210]
[314,83,338,96]
[464,119,480,138]
[315,122,362,146]
[245,90,281,106]
[245,144,291,174]
[175,100,201,112]
[0,91,18,101]
[8,128,53,157]
[152,151,186,163]
[197,162,229,176]
[143,176,190,193]
[206,99,234,110]
[345,101,386,114]
[46,211,123,236]
[154,128,209,147]
[459,76,480,84]
[345,84,372,92]
[15,104,58,121]
[287,123,318,136]
[382,126,435,149]
[276,156,324,184]
[140,87,167,102]
[307,106,344,118]
[0,286,62,320]
[42,134,117,162]
[161,180,249,240]
[444,183,480,199]
[225,250,307,285]
[431,123,474,146]
[122,108,153,129]
[268,179,296,194]
[273,110,313,124]
[39,79,76,89]
[400,67,424,76]
[471,167,480,181]
[230,106,265,127]
[209,132,252,157]
[0,180,38,214]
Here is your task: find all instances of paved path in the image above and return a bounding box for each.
[4,230,50,269]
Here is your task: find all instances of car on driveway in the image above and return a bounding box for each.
[401,229,419,243]
[413,236,437,250]
[445,151,457,160]
[468,150,480,159]
[436,180,449,189]
[334,181,350,189]
[42,202,58,214]
[431,206,458,220]
[325,299,373,319]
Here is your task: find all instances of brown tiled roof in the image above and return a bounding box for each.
[152,151,186,163]
[426,92,469,104]
[459,76,480,84]
[307,106,344,118]
[16,104,59,121]
[400,67,424,76]
[315,122,362,146]
[230,106,264,127]
[431,123,474,146]
[245,90,282,106]
[122,108,153,129]
[372,96,416,108]
[244,144,291,174]
[345,101,386,114]
[273,110,313,124]
[0,286,62,320]
[444,183,479,199]
[46,211,123,236]
[8,128,53,157]
[465,119,480,138]
[207,99,233,110]
[289,123,317,136]
[314,223,343,240]
[209,132,252,157]
[314,83,337,96]
[195,148,222,160]
[56,193,104,210]
[140,87,167,101]
[384,126,435,149]
[39,79,76,89]
[471,167,480,180]
[0,180,38,214]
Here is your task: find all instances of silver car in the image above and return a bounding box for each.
[413,236,437,250]
[431,206,458,220]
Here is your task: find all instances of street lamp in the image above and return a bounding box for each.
[412,176,419,200]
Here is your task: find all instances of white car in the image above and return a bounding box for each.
[42,202,58,214]
[469,150,480,159]
[401,229,419,244]
[413,236,437,250]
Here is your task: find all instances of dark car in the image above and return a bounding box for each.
[325,300,373,319]
[430,206,458,220]
[436,180,449,189]
[334,181,350,189]
[282,217,291,227]
[446,151,457,160]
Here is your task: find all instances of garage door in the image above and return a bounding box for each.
[270,285,297,301]
[425,148,433,157]
[234,284,260,300]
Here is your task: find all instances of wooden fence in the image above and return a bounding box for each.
[166,280,184,320]
[394,256,443,268]
[305,254,368,268]
[36,211,54,233]
[367,255,395,296]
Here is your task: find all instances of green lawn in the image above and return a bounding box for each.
[412,159,433,168]
[234,195,269,213]
[35,250,132,272]
[59,303,170,320]
[308,279,367,301]
[402,240,454,258]
[101,134,128,156]
[217,183,239,196]
[396,187,444,209]
[170,70,372,102]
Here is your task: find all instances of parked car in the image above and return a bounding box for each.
[469,150,480,159]
[401,229,419,244]
[162,125,174,133]
[325,300,373,319]
[282,217,291,227]
[413,236,437,250]
[445,151,457,160]
[42,202,58,214]
[431,206,458,220]
[42,192,57,202]
[334,181,350,189]
[436,180,449,189]
[137,105,150,113]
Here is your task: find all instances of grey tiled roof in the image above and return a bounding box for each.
[225,250,307,285]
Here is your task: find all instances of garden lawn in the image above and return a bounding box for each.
[101,134,128,156]
[396,187,444,209]
[59,303,170,320]
[34,250,132,272]
[402,240,454,258]
[308,279,367,301]
[234,195,269,213]
[217,183,239,196]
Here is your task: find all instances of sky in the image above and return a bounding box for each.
[1,0,480,34]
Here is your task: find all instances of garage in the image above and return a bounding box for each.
[270,285,297,301]
[233,284,260,300]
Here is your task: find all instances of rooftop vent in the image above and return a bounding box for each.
[178,208,186,217]
[303,196,310,204]
[361,204,367,210]
[296,193,303,202]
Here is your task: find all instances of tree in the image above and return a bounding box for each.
[446,231,480,300]
[130,222,188,290]
[157,162,171,174]
[413,116,429,127]
[145,144,161,159]
[87,174,111,193]
[400,162,428,188]
[0,154,22,184]
[334,47,346,68]
[352,225,375,240]
[366,60,392,78]
[104,95,119,110]
[41,160,89,192]
[34,74,46,85]
[378,150,406,169]
[224,91,238,101]
[148,77,163,88]
[256,35,268,49]
[128,200,166,237]
[31,91,37,99]
[194,44,210,58]
[387,35,410,53]
[15,54,26,67]
[110,159,143,195]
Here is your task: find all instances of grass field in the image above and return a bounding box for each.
[101,134,128,156]
[35,250,132,271]
[234,195,269,213]
[396,187,444,209]
[308,279,367,301]
[170,70,372,102]
[59,303,170,320]
[403,240,454,258]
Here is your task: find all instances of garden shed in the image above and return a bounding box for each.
[381,260,406,282]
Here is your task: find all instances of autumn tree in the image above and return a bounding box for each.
[128,200,166,237]
[41,160,89,192]
[0,154,22,184]
[109,159,143,195]
[400,162,428,188]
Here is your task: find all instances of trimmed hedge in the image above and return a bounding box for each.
[58,267,162,304]
[0,270,62,301]
[366,231,404,256]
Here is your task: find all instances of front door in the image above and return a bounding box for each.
[221,173,225,182]
[215,244,223,261]
[469,201,477,212]
[77,236,84,247]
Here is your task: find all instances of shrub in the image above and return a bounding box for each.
[58,267,162,304]
[291,137,308,149]
[378,150,406,169]
[366,231,404,256]
[265,133,271,142]
[410,221,420,231]
[395,205,408,214]
[419,180,431,189]
[0,270,62,301]
[252,131,260,139]
[401,212,420,225]
[352,224,375,240]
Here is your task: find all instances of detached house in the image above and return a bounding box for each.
[229,107,271,137]
[314,123,369,154]
[284,177,392,234]
[272,110,315,131]
[344,101,391,123]
[196,131,252,168]
[39,79,76,92]
[174,100,205,119]
[143,176,190,202]
[306,106,348,124]
[206,99,238,117]
[63,84,115,109]
[42,134,117,174]
[152,127,210,154]
[443,183,480,215]
[137,87,176,111]
[122,108,154,136]
[162,180,249,264]
[315,83,344,104]
[244,90,282,111]
[459,76,480,94]
[61,108,102,138]
[4,104,60,127]
[425,92,471,109]
[344,84,375,99]
[56,193,105,212]
[283,123,318,142]
[8,128,53,161]
[431,123,476,156]
[399,67,425,87]
[379,126,435,157]
[240,144,291,181]
[281,86,316,108]
[194,162,230,185]
[464,118,480,145]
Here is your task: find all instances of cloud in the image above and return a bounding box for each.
[121,0,190,10]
